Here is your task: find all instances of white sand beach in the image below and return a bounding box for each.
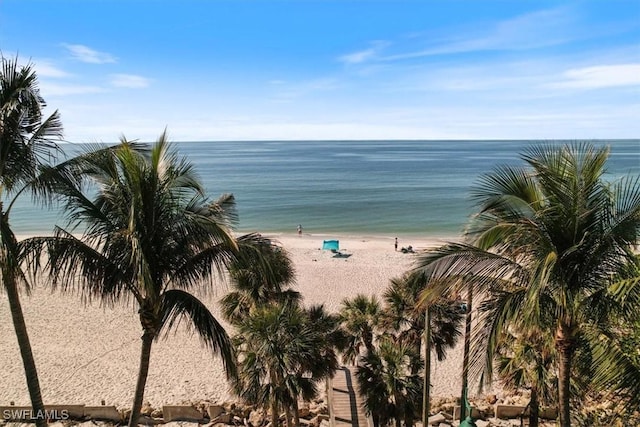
[0,232,483,408]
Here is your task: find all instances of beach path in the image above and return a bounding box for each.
[327,366,370,427]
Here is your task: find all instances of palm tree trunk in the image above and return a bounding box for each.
[364,329,374,358]
[556,326,574,427]
[459,288,472,421]
[128,331,154,427]
[529,386,539,427]
[285,407,293,427]
[5,274,47,427]
[271,400,279,427]
[292,399,300,427]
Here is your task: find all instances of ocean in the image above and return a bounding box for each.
[8,140,640,237]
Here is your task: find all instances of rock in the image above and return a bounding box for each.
[121,408,132,421]
[317,414,330,421]
[428,412,446,425]
[141,402,154,416]
[298,402,311,418]
[138,414,161,425]
[150,408,163,419]
[208,405,225,419]
[248,409,265,427]
[84,405,122,422]
[212,413,232,424]
[486,394,498,405]
[162,405,206,423]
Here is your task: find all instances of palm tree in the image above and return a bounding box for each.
[28,133,243,427]
[383,272,464,364]
[0,56,63,427]
[232,303,339,426]
[414,143,640,426]
[495,327,557,427]
[220,240,301,325]
[382,272,465,426]
[338,294,382,364]
[589,255,640,413]
[356,337,423,427]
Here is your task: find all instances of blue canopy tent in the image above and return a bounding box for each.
[322,240,340,251]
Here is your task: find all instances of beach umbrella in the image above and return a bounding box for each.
[322,240,340,251]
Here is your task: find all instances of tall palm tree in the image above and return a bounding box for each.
[28,133,243,427]
[220,240,301,325]
[382,272,464,426]
[338,294,382,364]
[383,272,464,364]
[356,337,423,427]
[414,143,640,427]
[232,303,339,426]
[0,56,63,427]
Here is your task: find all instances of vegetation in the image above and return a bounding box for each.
[414,143,640,426]
[28,134,245,427]
[224,238,340,426]
[221,240,300,325]
[495,328,557,427]
[338,273,464,427]
[232,303,339,427]
[356,337,422,427]
[338,294,382,364]
[0,55,63,427]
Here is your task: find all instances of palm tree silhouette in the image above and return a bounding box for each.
[29,133,242,426]
[0,56,63,427]
[414,143,640,426]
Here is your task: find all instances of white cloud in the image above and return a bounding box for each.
[40,82,106,96]
[549,64,640,89]
[109,74,151,88]
[62,44,117,64]
[339,41,390,64]
[345,6,578,63]
[33,61,71,78]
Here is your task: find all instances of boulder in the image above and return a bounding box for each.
[208,405,225,419]
[248,409,265,426]
[212,413,232,424]
[427,412,446,425]
[141,403,154,416]
[162,405,206,423]
[84,405,122,422]
[298,402,311,418]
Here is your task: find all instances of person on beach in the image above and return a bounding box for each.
[297,224,302,235]
[394,237,398,251]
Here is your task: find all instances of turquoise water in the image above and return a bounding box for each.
[8,140,640,237]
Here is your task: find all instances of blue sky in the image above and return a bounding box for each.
[1,0,639,142]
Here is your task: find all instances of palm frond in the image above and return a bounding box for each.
[159,289,235,378]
